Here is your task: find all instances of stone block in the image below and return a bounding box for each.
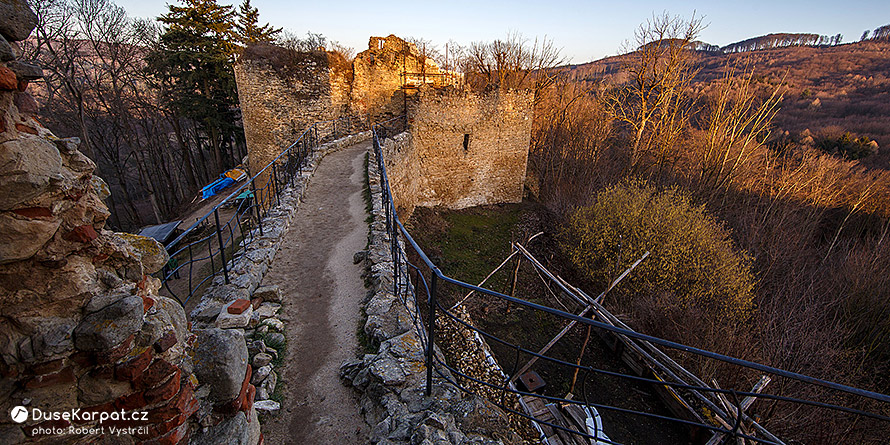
[216,301,253,329]
[0,212,61,264]
[0,0,38,41]
[251,352,272,368]
[77,370,131,406]
[74,296,144,351]
[193,328,248,402]
[254,400,279,415]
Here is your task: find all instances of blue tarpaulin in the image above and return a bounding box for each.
[201,176,235,200]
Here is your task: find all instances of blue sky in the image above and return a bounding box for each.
[116,0,890,63]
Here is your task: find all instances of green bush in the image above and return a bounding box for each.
[562,181,755,322]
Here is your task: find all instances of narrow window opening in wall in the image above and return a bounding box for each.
[378,40,384,49]
[463,134,470,151]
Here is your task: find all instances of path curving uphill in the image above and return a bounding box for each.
[261,141,371,443]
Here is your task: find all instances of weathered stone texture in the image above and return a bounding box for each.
[351,35,458,119]
[0,4,200,442]
[339,144,515,445]
[235,44,346,192]
[385,87,533,217]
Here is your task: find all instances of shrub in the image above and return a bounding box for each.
[561,181,756,322]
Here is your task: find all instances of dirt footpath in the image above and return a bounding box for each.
[261,141,371,444]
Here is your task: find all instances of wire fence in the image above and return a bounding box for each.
[157,114,369,305]
[370,117,890,444]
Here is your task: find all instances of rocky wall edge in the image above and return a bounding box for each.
[339,134,520,445]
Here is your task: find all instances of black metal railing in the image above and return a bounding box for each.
[158,114,369,305]
[370,118,890,444]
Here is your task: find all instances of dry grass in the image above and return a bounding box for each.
[531,41,890,443]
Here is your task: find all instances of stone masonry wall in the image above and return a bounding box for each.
[383,87,534,217]
[235,44,346,192]
[339,141,520,444]
[0,3,200,443]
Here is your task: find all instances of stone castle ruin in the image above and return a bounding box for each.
[0,9,533,439]
[235,34,532,214]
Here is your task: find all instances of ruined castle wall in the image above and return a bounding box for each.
[350,35,452,119]
[382,88,533,216]
[0,3,207,442]
[235,45,339,190]
[351,38,408,119]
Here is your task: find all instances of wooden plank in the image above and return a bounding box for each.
[509,305,594,384]
[547,404,580,445]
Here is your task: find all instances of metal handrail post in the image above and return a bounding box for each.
[213,208,230,284]
[426,273,438,396]
[252,177,264,236]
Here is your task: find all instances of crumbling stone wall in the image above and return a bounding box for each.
[351,35,445,118]
[0,5,265,443]
[234,44,351,191]
[339,145,518,444]
[383,87,533,217]
[235,37,531,221]
[0,3,204,443]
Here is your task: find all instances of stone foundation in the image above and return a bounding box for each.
[339,138,521,444]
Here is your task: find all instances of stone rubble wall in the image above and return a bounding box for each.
[236,35,531,225]
[339,139,523,445]
[0,2,199,443]
[185,132,370,444]
[381,87,533,218]
[234,45,357,192]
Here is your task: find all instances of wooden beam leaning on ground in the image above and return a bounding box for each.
[704,376,772,445]
[507,243,649,385]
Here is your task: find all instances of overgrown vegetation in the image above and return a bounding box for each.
[563,182,756,322]
[529,13,890,443]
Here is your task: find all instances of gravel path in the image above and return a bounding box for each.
[261,141,371,444]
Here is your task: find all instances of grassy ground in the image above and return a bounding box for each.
[407,200,691,445]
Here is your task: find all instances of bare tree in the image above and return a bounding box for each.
[463,31,564,102]
[697,61,784,193]
[603,12,704,173]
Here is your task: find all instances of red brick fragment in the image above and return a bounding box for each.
[30,358,64,375]
[243,384,256,420]
[139,359,178,390]
[115,348,153,381]
[24,366,74,389]
[17,79,29,92]
[144,368,181,404]
[114,392,148,412]
[0,66,16,90]
[146,380,195,424]
[64,224,98,243]
[95,334,135,365]
[227,299,250,315]
[251,297,262,309]
[15,123,37,134]
[258,433,264,445]
[142,295,155,312]
[12,207,53,219]
[153,331,177,354]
